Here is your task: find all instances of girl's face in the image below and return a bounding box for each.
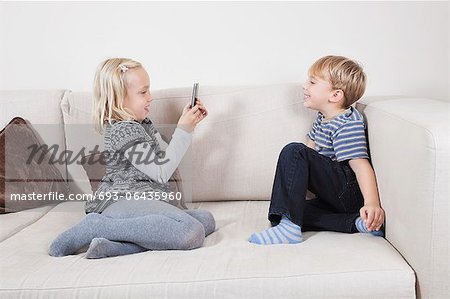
[123,67,152,121]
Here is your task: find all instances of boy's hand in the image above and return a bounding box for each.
[177,98,208,133]
[359,205,384,231]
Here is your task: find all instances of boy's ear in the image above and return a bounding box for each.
[329,89,345,104]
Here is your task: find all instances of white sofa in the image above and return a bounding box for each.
[0,84,448,298]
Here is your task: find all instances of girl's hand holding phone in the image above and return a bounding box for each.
[177,99,208,133]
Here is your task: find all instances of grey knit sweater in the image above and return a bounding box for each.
[85,118,173,214]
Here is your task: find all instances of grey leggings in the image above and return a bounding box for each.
[48,199,215,258]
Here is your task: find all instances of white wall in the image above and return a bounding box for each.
[0,1,448,101]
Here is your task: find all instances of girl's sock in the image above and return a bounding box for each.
[355,216,384,237]
[248,216,303,245]
[85,238,147,259]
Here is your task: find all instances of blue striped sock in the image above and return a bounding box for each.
[248,217,303,245]
[355,216,384,237]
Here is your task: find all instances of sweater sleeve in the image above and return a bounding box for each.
[156,132,169,151]
[124,128,192,184]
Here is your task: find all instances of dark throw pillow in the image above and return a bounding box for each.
[0,117,68,213]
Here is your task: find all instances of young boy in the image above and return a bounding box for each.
[249,55,385,245]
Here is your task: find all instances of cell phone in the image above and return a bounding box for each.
[191,83,199,108]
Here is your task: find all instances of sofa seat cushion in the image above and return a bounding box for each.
[0,201,415,298]
[0,204,56,242]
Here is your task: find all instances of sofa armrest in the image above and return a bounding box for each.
[357,97,449,299]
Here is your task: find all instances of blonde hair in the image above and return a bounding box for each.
[308,55,366,108]
[92,58,143,133]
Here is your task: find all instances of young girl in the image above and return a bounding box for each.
[49,58,215,258]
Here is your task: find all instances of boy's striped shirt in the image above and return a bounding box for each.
[307,106,369,162]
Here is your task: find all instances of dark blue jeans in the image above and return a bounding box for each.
[268,142,363,233]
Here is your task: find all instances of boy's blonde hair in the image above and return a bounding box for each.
[93,58,143,133]
[309,55,366,108]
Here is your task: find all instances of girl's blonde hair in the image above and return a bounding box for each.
[92,58,143,133]
[308,55,366,108]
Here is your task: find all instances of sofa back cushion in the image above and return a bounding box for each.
[62,83,315,202]
[60,92,103,197]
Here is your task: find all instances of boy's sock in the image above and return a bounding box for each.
[355,216,384,237]
[248,216,303,245]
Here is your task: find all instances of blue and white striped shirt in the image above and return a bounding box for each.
[307,106,369,162]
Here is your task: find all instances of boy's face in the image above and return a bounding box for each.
[123,67,153,121]
[302,74,336,112]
